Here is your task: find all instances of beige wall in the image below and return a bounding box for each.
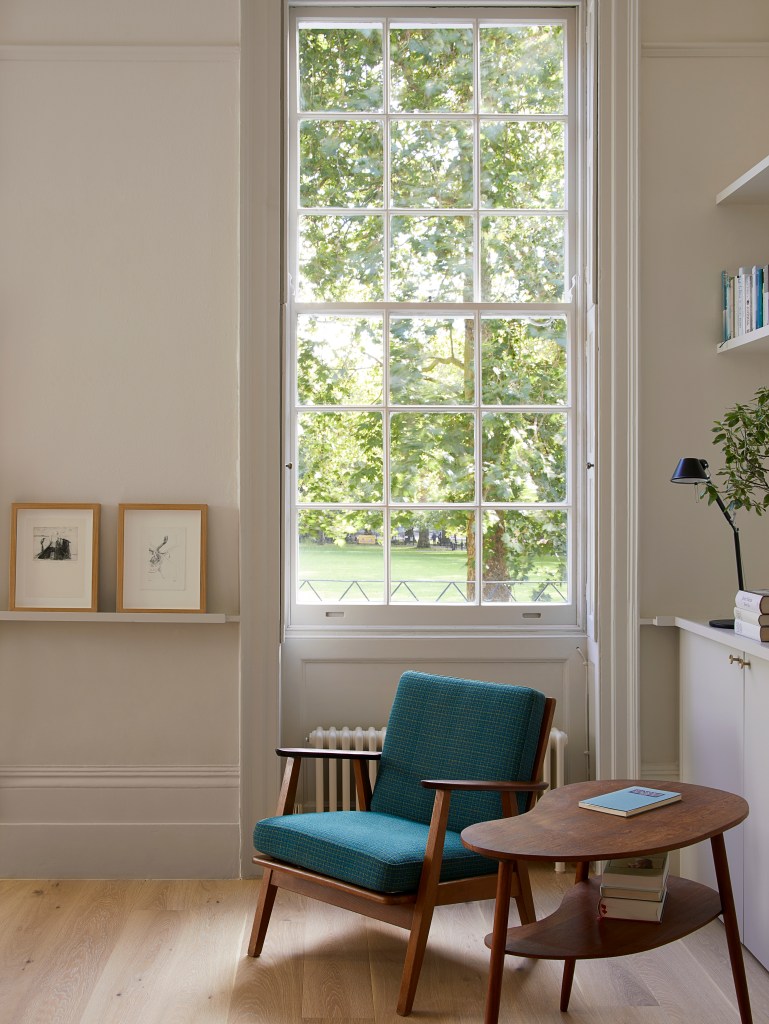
[4,0,769,875]
[0,0,242,876]
[639,1,769,772]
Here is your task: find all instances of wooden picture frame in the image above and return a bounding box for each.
[10,503,100,612]
[117,504,207,613]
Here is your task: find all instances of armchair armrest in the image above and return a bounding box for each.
[420,779,549,793]
[276,746,382,761]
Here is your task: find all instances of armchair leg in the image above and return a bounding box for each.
[396,789,452,1016]
[396,897,437,1016]
[248,867,279,957]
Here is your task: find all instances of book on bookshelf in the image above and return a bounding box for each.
[720,265,769,341]
[578,786,681,817]
[734,589,769,614]
[734,618,769,642]
[601,853,669,892]
[598,890,667,922]
[734,607,769,627]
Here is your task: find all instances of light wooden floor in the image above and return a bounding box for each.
[2,866,769,1023]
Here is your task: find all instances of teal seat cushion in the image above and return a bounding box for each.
[253,810,496,893]
[370,671,546,833]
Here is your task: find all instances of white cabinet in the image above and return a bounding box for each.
[678,619,769,969]
[679,630,744,936]
[744,655,769,964]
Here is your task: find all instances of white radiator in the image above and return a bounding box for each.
[306,725,568,813]
[307,725,387,812]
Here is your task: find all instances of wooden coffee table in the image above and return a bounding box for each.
[461,780,751,1024]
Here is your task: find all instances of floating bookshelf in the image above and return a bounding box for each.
[717,324,769,355]
[716,155,769,353]
[717,153,769,206]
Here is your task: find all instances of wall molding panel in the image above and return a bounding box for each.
[0,765,239,877]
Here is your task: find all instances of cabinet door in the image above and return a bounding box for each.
[744,656,769,969]
[679,632,744,935]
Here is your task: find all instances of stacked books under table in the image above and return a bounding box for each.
[598,853,670,922]
[734,589,769,642]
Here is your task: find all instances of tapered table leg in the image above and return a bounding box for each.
[711,833,753,1024]
[560,860,589,1011]
[485,860,513,1024]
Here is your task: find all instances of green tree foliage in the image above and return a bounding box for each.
[294,21,569,601]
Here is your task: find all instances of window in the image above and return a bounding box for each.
[287,6,580,628]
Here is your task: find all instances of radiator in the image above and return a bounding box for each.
[306,725,568,813]
[307,725,387,812]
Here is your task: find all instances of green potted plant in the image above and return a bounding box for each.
[710,386,769,515]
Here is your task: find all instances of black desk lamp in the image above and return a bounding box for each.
[670,457,744,628]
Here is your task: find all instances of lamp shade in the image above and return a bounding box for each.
[670,457,709,484]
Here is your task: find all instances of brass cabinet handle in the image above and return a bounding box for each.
[729,654,751,669]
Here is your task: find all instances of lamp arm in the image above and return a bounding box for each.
[710,488,745,593]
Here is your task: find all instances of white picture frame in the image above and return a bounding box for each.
[10,503,100,611]
[117,504,207,613]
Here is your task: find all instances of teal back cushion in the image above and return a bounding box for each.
[369,671,546,834]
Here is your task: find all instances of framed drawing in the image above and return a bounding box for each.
[117,504,207,613]
[10,503,100,611]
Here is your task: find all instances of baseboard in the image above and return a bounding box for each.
[0,765,240,877]
[0,822,241,878]
[640,762,680,783]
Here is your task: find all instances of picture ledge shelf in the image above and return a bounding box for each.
[0,611,238,623]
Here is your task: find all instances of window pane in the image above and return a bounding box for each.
[482,509,567,603]
[391,510,475,603]
[481,317,566,405]
[300,120,384,208]
[390,216,473,301]
[480,215,565,302]
[298,510,384,603]
[390,27,473,113]
[298,412,383,502]
[391,120,473,209]
[390,316,474,405]
[298,215,384,301]
[299,26,383,112]
[480,121,565,209]
[482,412,567,503]
[297,315,383,405]
[479,25,564,114]
[390,413,475,502]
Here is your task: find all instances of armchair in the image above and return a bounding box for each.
[249,670,555,1016]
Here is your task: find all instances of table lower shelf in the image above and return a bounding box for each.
[487,875,723,961]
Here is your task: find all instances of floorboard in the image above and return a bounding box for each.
[0,868,767,1023]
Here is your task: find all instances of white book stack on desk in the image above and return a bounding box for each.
[734,589,769,641]
[598,853,670,922]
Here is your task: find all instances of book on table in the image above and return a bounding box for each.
[598,890,667,922]
[578,786,681,817]
[734,589,769,614]
[601,852,669,893]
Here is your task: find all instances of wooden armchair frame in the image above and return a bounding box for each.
[249,697,555,1017]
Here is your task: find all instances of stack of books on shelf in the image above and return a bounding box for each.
[734,588,769,642]
[598,853,669,922]
[721,265,769,343]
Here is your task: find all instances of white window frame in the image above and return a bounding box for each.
[285,3,584,632]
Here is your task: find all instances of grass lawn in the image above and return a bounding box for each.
[297,542,565,604]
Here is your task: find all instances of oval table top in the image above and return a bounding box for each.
[461,780,749,863]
